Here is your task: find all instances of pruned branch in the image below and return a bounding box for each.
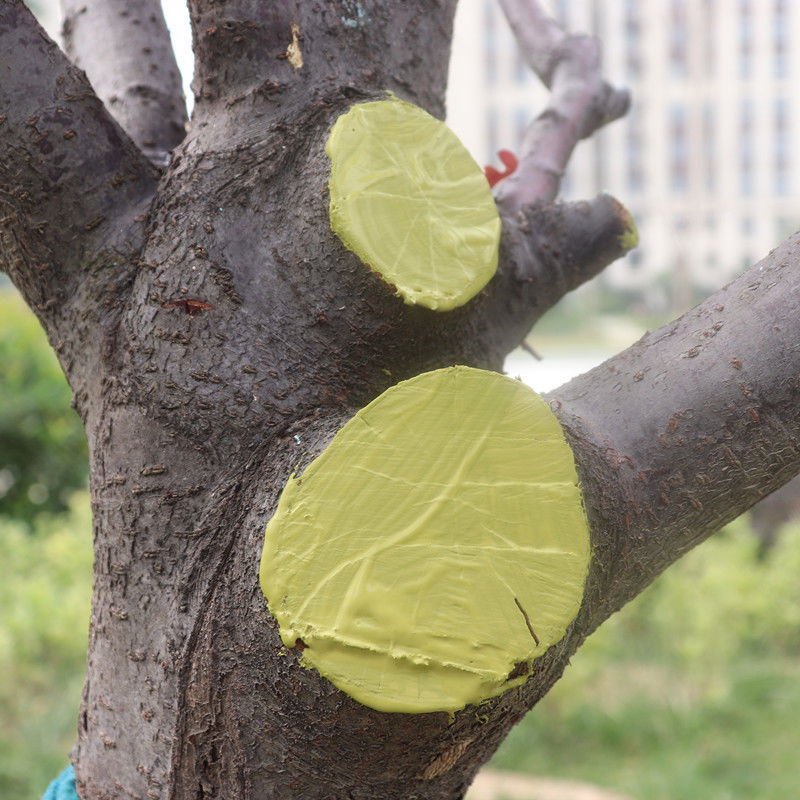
[475,0,634,355]
[479,194,638,362]
[495,0,629,209]
[61,0,187,164]
[0,0,157,346]
[552,234,800,633]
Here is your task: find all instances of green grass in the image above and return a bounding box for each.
[0,289,88,521]
[0,495,92,800]
[495,657,800,799]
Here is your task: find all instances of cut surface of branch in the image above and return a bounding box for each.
[260,366,589,713]
[327,97,501,311]
[496,0,629,209]
[61,0,187,163]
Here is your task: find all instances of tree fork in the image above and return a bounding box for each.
[0,0,157,385]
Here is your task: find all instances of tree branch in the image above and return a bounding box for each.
[187,0,458,127]
[478,194,638,363]
[0,1,157,346]
[551,234,800,634]
[61,0,187,164]
[495,0,630,209]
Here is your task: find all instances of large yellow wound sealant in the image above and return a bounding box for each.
[260,367,591,714]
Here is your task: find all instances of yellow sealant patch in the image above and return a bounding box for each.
[287,23,303,69]
[325,98,502,311]
[260,367,590,713]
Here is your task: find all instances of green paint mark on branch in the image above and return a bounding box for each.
[260,367,590,713]
[326,97,501,311]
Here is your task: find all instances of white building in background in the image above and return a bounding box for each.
[448,0,800,302]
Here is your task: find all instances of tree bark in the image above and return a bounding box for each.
[61,0,187,164]
[1,1,799,798]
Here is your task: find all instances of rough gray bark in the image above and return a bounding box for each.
[61,0,187,164]
[552,237,800,632]
[1,1,798,798]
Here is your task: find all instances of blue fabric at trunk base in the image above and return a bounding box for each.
[42,765,78,800]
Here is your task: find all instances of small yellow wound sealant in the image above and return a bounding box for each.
[326,96,502,311]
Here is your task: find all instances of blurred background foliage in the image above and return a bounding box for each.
[1,282,799,800]
[494,518,800,800]
[0,492,91,800]
[0,291,88,521]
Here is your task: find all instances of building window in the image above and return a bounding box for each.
[702,104,716,192]
[703,0,716,75]
[487,111,499,166]
[627,109,644,192]
[740,99,754,195]
[669,0,688,77]
[775,0,789,78]
[624,1,641,76]
[554,0,569,28]
[739,0,753,79]
[670,105,688,193]
[514,49,529,85]
[775,98,790,195]
[485,2,498,84]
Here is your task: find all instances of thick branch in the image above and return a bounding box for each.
[0,0,157,345]
[187,0,457,128]
[478,194,638,363]
[495,0,629,209]
[552,234,800,633]
[61,0,187,164]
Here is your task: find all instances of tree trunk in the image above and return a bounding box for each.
[1,1,799,798]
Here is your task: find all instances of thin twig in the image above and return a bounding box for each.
[495,0,630,210]
[521,340,543,361]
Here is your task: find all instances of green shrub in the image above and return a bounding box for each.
[0,493,92,800]
[0,290,88,521]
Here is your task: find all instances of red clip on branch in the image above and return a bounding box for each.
[484,149,519,188]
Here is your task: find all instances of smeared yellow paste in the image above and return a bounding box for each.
[326,97,502,311]
[260,367,590,713]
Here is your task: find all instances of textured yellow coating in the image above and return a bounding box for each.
[260,367,590,713]
[325,98,502,311]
